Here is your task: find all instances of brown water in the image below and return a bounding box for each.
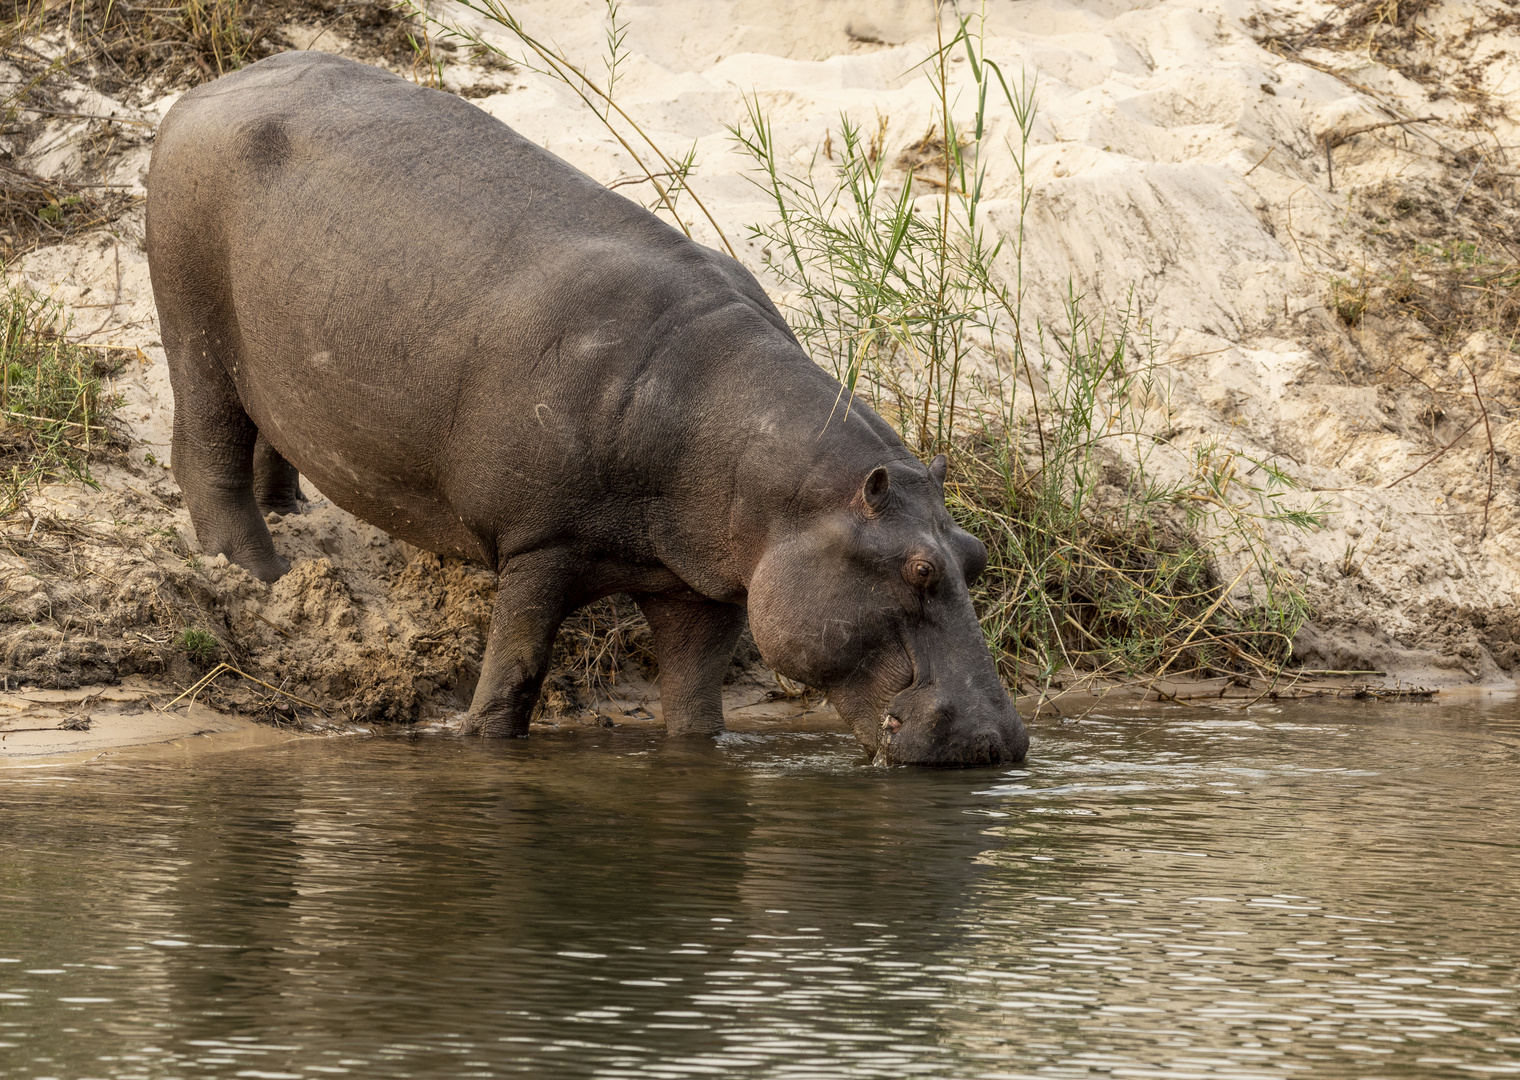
[2,696,1518,1079]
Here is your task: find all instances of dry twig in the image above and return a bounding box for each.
[165,662,328,714]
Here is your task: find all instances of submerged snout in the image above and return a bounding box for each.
[878,682,1029,768]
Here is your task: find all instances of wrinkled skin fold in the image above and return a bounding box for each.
[145,52,1028,768]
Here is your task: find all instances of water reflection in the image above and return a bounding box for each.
[1,697,1518,1077]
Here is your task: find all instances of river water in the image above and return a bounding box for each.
[2,696,1518,1078]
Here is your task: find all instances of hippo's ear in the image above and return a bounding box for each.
[862,466,891,513]
[929,453,947,489]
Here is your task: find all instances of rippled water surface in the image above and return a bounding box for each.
[3,696,1519,1078]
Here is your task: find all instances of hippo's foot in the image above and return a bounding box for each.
[260,498,306,520]
[190,533,289,583]
[460,549,575,738]
[665,716,726,738]
[460,706,529,738]
[633,593,745,738]
[168,365,290,584]
[190,516,291,583]
[237,550,291,584]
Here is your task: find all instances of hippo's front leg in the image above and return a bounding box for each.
[635,594,746,736]
[461,550,575,737]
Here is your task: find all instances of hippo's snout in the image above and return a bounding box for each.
[877,683,1028,768]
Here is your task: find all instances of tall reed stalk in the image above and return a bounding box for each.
[729,10,1323,688]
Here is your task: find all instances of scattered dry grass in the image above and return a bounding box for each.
[1247,0,1517,107]
[538,597,656,716]
[1249,0,1520,374]
[1341,179,1520,349]
[1380,247,1520,346]
[0,0,427,100]
[0,163,137,262]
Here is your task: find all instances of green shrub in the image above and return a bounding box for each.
[729,15,1323,688]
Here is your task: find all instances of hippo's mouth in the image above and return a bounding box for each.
[870,641,919,762]
[871,667,1027,768]
[873,712,1022,767]
[829,637,1027,768]
[872,710,906,765]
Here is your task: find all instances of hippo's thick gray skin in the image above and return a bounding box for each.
[145,52,1027,767]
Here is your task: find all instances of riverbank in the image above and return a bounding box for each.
[0,0,1517,743]
[0,682,297,764]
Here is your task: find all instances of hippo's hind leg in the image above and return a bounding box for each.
[165,337,289,584]
[253,434,305,516]
[462,549,576,737]
[634,594,746,736]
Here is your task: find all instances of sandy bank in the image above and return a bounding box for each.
[0,0,1517,749]
[0,683,303,765]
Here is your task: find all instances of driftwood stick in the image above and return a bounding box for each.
[165,662,328,713]
[1327,114,1439,147]
[1244,146,1274,175]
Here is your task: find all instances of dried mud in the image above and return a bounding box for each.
[0,456,769,728]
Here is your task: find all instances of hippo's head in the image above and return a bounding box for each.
[747,454,1028,767]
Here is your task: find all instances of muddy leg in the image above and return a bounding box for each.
[635,594,746,736]
[169,364,289,583]
[253,434,305,515]
[461,551,575,738]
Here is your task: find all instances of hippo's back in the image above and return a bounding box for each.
[151,51,655,267]
[146,52,791,562]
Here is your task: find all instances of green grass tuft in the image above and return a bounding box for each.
[0,275,121,517]
[176,628,220,665]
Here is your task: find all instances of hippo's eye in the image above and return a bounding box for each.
[904,558,936,588]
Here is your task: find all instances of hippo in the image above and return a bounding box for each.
[144,52,1028,767]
